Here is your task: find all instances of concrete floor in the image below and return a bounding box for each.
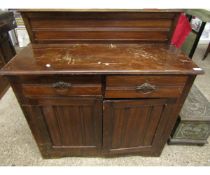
[0,45,210,166]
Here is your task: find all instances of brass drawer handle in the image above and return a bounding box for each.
[52,81,72,89]
[136,83,156,94]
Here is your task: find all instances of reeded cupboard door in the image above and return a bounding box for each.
[103,99,176,155]
[23,97,102,155]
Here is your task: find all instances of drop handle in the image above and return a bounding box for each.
[52,81,72,89]
[136,83,156,94]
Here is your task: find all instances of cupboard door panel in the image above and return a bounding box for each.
[23,97,102,155]
[103,99,176,155]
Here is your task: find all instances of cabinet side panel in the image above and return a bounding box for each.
[152,75,196,155]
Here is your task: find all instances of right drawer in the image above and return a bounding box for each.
[105,75,188,98]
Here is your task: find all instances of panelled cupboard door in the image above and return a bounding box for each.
[103,99,176,155]
[23,97,102,155]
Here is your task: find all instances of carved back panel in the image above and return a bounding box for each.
[21,11,180,44]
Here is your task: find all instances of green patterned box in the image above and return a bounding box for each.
[169,85,210,145]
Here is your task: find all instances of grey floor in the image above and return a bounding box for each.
[194,45,210,101]
[0,45,210,166]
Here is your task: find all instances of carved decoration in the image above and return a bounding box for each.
[174,123,210,140]
[136,83,156,94]
[52,81,72,89]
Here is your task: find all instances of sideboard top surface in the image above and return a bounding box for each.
[1,43,203,75]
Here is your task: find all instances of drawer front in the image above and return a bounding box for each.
[105,75,188,98]
[21,75,102,97]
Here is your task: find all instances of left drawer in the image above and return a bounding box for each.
[20,75,102,97]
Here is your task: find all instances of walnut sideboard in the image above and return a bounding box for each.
[0,10,204,158]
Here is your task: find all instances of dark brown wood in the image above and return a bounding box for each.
[103,99,176,155]
[151,75,197,156]
[0,12,16,98]
[0,44,203,76]
[20,75,102,97]
[0,11,17,33]
[0,10,203,158]
[30,19,172,29]
[0,50,9,98]
[105,75,187,98]
[21,12,35,43]
[0,33,16,62]
[0,76,9,98]
[22,97,102,155]
[20,11,180,44]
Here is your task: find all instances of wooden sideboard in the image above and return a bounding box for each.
[0,10,204,158]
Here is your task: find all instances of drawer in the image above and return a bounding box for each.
[21,75,102,97]
[105,75,188,98]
